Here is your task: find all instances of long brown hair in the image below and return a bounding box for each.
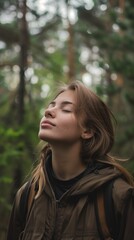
[32,80,134,198]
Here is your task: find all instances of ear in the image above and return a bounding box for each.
[81,128,94,140]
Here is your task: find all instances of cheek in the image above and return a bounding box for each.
[62,116,77,127]
[61,117,80,133]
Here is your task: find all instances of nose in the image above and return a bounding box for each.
[45,107,56,118]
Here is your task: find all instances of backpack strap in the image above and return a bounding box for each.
[95,189,112,240]
[95,179,116,240]
[27,182,36,217]
[103,180,118,239]
[19,181,36,230]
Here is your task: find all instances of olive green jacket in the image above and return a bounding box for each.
[7,165,134,240]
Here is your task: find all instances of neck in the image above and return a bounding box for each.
[50,142,86,180]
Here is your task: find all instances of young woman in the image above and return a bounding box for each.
[7,80,134,240]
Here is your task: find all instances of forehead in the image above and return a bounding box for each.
[54,90,76,104]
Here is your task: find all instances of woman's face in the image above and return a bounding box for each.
[38,90,83,146]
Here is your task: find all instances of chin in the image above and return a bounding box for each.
[38,133,51,142]
[38,132,45,140]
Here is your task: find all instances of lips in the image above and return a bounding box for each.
[41,120,55,127]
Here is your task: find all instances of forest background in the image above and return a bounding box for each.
[0,0,134,239]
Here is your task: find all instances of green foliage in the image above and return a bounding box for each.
[125,90,134,104]
[0,127,24,163]
[96,82,121,96]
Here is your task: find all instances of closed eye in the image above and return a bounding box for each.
[62,109,72,112]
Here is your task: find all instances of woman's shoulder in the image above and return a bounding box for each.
[112,177,134,212]
[14,182,29,210]
[113,177,133,196]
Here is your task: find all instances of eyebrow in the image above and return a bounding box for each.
[61,101,74,106]
[49,100,74,106]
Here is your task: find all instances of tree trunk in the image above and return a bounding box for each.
[10,0,29,203]
[17,0,29,124]
[66,4,75,82]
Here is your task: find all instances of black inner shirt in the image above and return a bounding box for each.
[46,158,89,200]
[45,155,109,200]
